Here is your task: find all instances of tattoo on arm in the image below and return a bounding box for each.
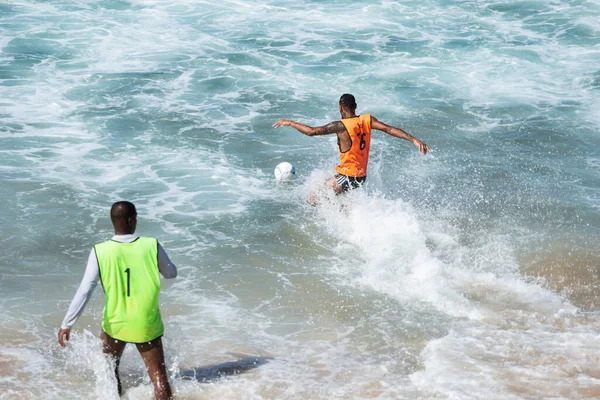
[314,121,346,135]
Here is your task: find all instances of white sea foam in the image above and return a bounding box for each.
[307,182,599,398]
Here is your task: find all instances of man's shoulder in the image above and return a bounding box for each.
[136,237,158,246]
[93,239,112,248]
[94,236,157,246]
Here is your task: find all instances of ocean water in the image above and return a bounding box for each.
[1,0,599,399]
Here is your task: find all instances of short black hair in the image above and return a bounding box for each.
[339,93,356,109]
[110,201,137,223]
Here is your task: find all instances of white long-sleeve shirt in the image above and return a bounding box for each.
[61,234,177,329]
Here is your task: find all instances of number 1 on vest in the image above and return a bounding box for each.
[124,268,131,297]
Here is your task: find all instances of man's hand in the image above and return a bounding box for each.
[414,140,430,155]
[273,119,294,128]
[58,328,71,348]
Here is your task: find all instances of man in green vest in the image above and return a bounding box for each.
[58,201,178,400]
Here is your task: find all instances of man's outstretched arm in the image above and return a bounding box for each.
[371,116,430,155]
[273,119,346,136]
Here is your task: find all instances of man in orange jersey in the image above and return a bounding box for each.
[273,93,429,205]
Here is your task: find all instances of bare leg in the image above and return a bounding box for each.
[101,331,127,396]
[307,176,344,206]
[136,337,172,400]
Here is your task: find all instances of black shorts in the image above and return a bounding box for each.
[335,174,366,192]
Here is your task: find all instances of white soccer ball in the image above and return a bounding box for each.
[274,162,295,181]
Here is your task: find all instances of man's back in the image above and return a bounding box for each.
[336,114,372,177]
[96,237,164,343]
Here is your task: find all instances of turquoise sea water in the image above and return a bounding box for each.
[1,1,599,399]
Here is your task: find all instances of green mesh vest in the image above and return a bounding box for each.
[95,237,164,343]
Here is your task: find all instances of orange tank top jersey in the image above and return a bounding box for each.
[335,114,372,178]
